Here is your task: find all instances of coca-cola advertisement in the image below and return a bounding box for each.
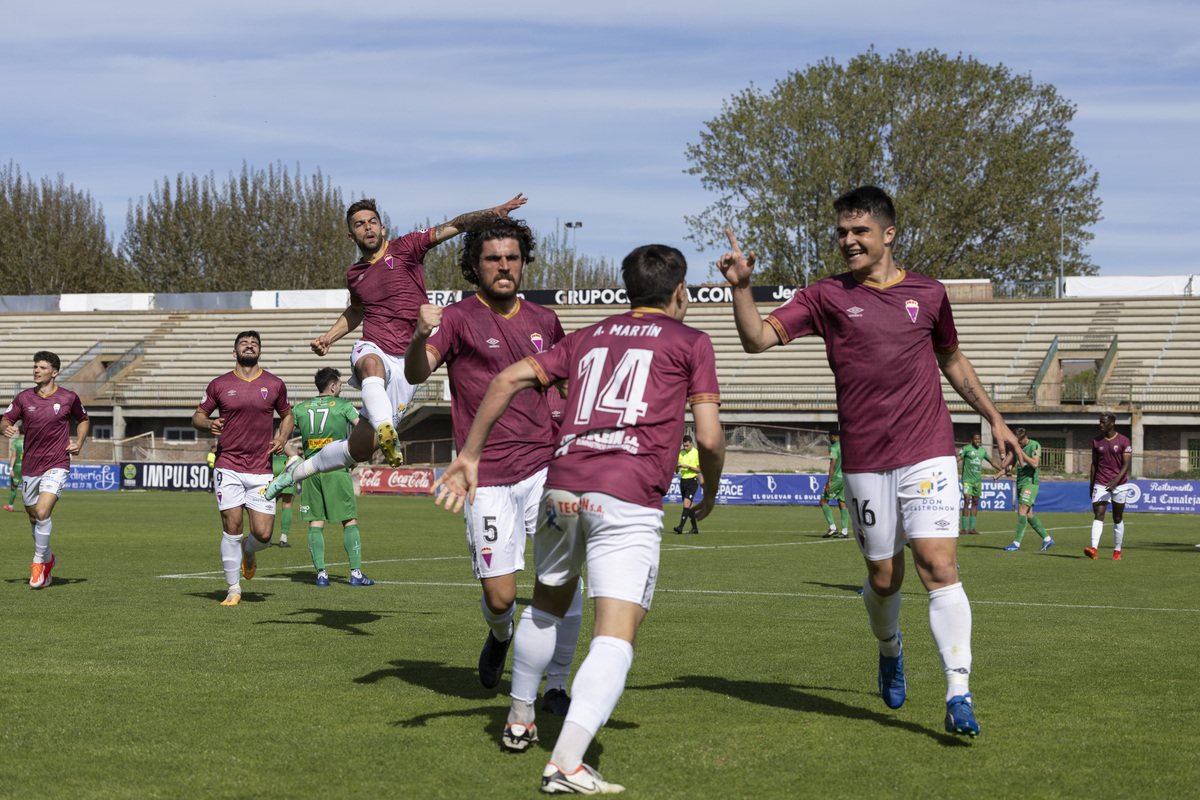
[357,467,435,495]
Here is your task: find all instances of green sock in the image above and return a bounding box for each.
[344,524,362,571]
[840,507,850,531]
[279,506,292,541]
[1028,515,1049,539]
[969,515,977,531]
[961,514,968,530]
[308,526,325,571]
[7,488,15,506]
[821,504,835,526]
[1014,517,1028,545]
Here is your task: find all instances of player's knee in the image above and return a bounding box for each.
[482,583,517,612]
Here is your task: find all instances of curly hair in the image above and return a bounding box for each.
[458,217,536,286]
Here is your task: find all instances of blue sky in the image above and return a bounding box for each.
[5,1,1198,284]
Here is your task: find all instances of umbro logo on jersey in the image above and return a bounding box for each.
[486,338,500,348]
[846,306,864,318]
[227,390,237,396]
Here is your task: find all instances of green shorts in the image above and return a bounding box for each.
[300,469,358,523]
[10,468,21,487]
[962,479,982,498]
[271,457,295,497]
[822,478,844,503]
[1017,481,1039,508]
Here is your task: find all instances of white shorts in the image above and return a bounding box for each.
[1092,483,1134,505]
[214,468,275,514]
[464,468,547,579]
[348,340,417,428]
[843,455,961,562]
[534,489,662,610]
[22,468,68,507]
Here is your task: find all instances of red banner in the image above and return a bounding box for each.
[357,467,435,495]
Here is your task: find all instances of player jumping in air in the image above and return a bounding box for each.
[405,216,582,710]
[1088,414,1133,560]
[192,331,293,606]
[267,194,527,497]
[719,186,1022,738]
[1,351,89,588]
[433,244,724,794]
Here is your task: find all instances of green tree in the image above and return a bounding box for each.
[0,161,140,294]
[122,161,353,292]
[685,48,1101,287]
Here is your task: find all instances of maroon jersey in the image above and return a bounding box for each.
[427,296,564,487]
[2,387,87,477]
[198,370,289,474]
[1092,433,1131,486]
[767,270,958,473]
[347,230,436,356]
[526,308,721,510]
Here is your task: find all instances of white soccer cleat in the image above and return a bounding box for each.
[501,722,538,752]
[540,763,624,794]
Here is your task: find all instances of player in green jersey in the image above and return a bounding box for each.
[956,433,1000,535]
[271,440,301,546]
[820,430,850,538]
[290,368,373,586]
[6,429,23,512]
[1002,428,1053,552]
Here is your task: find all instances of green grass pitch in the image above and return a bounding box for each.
[0,492,1196,799]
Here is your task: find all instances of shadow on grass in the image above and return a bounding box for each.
[1131,541,1200,553]
[5,577,88,589]
[356,658,499,699]
[804,580,865,594]
[635,675,968,746]
[255,607,388,635]
[187,590,271,604]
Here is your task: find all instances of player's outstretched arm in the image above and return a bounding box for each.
[691,402,725,523]
[431,194,527,246]
[404,304,443,385]
[312,304,364,356]
[938,348,1022,470]
[718,230,780,354]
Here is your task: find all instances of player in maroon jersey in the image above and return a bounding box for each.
[0,351,89,589]
[718,186,1022,739]
[192,331,293,606]
[432,244,724,794]
[266,194,528,498]
[1087,413,1133,560]
[404,217,582,711]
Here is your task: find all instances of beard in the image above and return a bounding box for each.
[236,353,259,368]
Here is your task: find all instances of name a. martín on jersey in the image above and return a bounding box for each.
[594,323,662,338]
[557,430,641,456]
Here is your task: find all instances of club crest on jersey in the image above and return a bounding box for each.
[261,388,268,399]
[846,306,864,318]
[905,299,919,323]
[385,255,395,269]
[530,332,544,353]
[481,547,493,568]
[53,403,61,415]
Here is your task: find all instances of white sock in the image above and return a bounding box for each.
[243,533,272,553]
[928,582,972,700]
[862,579,902,657]
[552,636,634,772]
[220,533,242,587]
[294,440,355,481]
[481,594,515,641]
[511,607,560,708]
[360,376,392,430]
[1091,519,1103,547]
[1114,521,1125,550]
[546,584,584,693]
[32,519,52,562]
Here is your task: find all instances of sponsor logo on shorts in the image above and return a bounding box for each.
[905,299,919,323]
[545,497,562,530]
[481,547,493,568]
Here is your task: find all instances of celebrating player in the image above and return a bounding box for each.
[672,435,702,534]
[290,368,374,586]
[267,194,527,497]
[957,433,1001,535]
[433,244,724,794]
[405,216,581,707]
[0,351,89,588]
[1087,414,1132,560]
[192,331,293,606]
[5,423,23,512]
[718,186,1021,738]
[1001,428,1054,552]
[819,429,850,538]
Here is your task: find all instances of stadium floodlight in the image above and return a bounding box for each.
[1051,207,1065,298]
[565,222,583,294]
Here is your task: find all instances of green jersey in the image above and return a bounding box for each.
[959,443,988,482]
[829,441,843,480]
[294,395,359,458]
[1017,440,1040,484]
[11,436,23,469]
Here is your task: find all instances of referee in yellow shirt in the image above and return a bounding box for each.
[673,435,702,534]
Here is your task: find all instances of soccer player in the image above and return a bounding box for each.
[271,438,301,547]
[192,331,293,606]
[291,368,375,586]
[404,217,581,708]
[432,244,724,793]
[0,352,89,588]
[958,433,1000,535]
[267,194,528,496]
[1001,428,1054,552]
[673,435,702,534]
[206,444,217,494]
[1087,414,1132,560]
[6,425,23,511]
[819,429,850,539]
[718,186,1021,738]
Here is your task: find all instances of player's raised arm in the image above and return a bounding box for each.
[430,194,527,246]
[404,304,443,385]
[937,348,1022,470]
[311,303,365,356]
[718,230,781,354]
[690,402,724,522]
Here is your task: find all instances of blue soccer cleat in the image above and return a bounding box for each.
[878,633,906,709]
[349,570,374,587]
[1002,542,1020,551]
[1039,537,1055,552]
[315,570,330,587]
[945,693,980,738]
